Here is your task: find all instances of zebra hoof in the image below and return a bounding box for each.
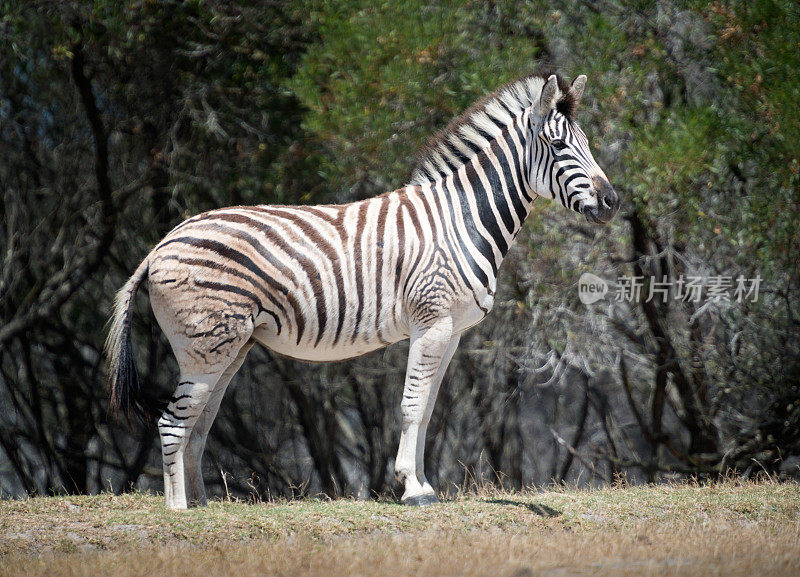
[403,494,440,507]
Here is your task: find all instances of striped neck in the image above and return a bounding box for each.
[434,131,535,260]
[410,115,540,295]
[409,73,576,187]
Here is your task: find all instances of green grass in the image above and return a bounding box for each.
[1,480,798,576]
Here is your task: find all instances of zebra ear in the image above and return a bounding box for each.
[537,74,559,116]
[569,75,587,108]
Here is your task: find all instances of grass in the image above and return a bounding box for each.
[0,480,798,576]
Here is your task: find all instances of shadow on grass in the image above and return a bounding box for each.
[487,499,562,517]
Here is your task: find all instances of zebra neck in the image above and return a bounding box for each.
[418,147,535,291]
[461,143,534,238]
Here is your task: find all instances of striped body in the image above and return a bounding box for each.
[107,71,619,509]
[149,189,491,365]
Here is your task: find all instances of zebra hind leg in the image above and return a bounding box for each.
[158,371,222,509]
[159,371,228,510]
[183,340,255,506]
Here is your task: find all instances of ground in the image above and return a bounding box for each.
[0,480,798,576]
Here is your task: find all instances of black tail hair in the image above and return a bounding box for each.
[105,259,151,423]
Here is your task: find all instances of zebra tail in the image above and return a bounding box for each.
[105,258,149,422]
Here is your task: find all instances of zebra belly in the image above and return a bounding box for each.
[255,294,487,362]
[252,322,408,362]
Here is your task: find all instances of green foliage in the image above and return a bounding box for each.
[710,0,800,271]
[289,0,548,194]
[626,0,800,274]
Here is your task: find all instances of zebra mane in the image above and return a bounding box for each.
[409,71,576,186]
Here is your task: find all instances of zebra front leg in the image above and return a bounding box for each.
[184,340,254,506]
[395,316,453,506]
[415,332,461,500]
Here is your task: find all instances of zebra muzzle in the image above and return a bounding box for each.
[584,178,619,224]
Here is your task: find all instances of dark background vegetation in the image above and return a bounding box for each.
[1,0,798,499]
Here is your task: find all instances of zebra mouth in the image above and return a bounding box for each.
[581,204,607,224]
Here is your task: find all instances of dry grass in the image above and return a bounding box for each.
[1,480,798,576]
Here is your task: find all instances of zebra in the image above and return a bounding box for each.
[106,71,619,509]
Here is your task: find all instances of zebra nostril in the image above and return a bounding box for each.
[604,196,617,210]
[593,177,619,214]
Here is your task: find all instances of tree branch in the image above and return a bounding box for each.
[0,38,116,347]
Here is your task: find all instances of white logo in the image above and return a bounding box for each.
[578,273,608,305]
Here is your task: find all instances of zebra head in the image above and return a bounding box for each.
[528,74,619,224]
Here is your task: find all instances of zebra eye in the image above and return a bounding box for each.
[551,139,567,150]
